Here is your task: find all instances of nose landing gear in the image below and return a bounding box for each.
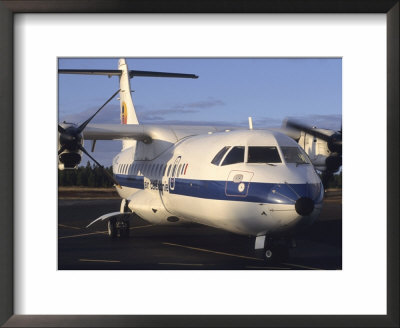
[255,235,290,264]
[108,217,130,238]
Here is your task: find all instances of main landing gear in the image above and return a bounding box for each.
[108,217,130,238]
[254,235,290,263]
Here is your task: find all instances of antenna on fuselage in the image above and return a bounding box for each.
[248,117,254,130]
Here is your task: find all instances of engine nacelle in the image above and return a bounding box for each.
[58,122,84,170]
[58,149,82,170]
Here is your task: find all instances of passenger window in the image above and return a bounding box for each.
[181,164,185,175]
[221,146,245,166]
[172,164,177,177]
[248,147,281,163]
[211,146,231,166]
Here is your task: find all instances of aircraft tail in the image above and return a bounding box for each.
[118,59,139,125]
[118,59,138,149]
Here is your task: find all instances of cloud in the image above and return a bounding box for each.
[59,98,226,124]
[138,108,198,121]
[136,98,225,121]
[59,104,120,124]
[185,99,225,109]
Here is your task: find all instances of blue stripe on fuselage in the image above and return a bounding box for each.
[171,178,323,204]
[115,175,145,189]
[114,174,323,205]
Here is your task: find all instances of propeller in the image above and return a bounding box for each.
[285,120,342,154]
[285,119,342,189]
[58,89,121,188]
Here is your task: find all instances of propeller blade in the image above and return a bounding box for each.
[58,145,66,155]
[58,125,65,133]
[79,146,122,189]
[77,89,120,133]
[285,120,332,142]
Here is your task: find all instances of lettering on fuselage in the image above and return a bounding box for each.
[144,179,169,193]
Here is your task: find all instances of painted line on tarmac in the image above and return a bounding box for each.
[79,258,120,263]
[58,224,81,230]
[130,224,153,230]
[282,263,324,270]
[59,231,108,239]
[163,242,263,262]
[158,263,204,267]
[59,224,153,239]
[246,266,291,270]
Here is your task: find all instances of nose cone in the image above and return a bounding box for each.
[295,197,314,216]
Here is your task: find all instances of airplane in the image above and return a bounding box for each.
[58,58,342,263]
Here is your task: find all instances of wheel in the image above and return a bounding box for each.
[120,220,130,238]
[108,218,117,238]
[263,249,276,264]
[265,249,273,259]
[263,245,289,264]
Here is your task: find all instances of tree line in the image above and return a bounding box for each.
[58,162,114,187]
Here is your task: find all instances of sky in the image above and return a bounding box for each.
[58,58,342,166]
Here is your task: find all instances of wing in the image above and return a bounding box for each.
[83,124,242,143]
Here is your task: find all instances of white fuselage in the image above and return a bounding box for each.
[112,129,323,236]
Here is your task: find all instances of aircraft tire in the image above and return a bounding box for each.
[108,218,117,238]
[121,221,130,238]
[263,245,289,264]
[263,249,276,264]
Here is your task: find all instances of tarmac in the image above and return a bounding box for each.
[58,191,342,270]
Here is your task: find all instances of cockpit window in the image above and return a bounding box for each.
[211,146,231,166]
[281,146,310,164]
[248,146,281,164]
[221,146,245,166]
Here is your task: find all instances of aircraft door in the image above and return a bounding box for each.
[225,170,254,197]
[169,156,181,191]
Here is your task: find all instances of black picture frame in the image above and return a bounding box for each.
[0,1,398,327]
